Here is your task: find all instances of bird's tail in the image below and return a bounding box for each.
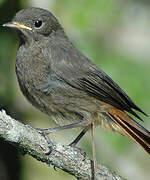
[107,106,150,154]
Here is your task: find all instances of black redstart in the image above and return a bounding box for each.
[3,7,150,177]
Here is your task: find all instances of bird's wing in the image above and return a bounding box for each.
[53,55,146,120]
[47,40,147,120]
[76,68,147,120]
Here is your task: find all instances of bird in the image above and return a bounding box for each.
[3,7,150,177]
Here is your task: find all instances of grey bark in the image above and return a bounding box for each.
[0,110,126,180]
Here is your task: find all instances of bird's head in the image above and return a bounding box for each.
[3,7,63,42]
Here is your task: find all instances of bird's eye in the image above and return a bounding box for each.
[35,20,43,28]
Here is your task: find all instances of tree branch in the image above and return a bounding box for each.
[0,110,125,180]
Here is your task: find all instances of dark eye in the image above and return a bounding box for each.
[35,20,42,28]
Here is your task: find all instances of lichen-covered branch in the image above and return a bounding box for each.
[0,110,125,180]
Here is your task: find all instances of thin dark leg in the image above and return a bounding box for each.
[69,126,89,147]
[36,122,86,135]
[91,122,96,180]
[91,160,95,180]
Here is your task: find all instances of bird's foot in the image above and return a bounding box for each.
[69,143,86,160]
[36,127,55,134]
[36,128,53,155]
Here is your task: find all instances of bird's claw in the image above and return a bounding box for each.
[36,128,53,155]
[69,144,86,160]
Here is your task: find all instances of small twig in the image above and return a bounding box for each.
[0,109,126,180]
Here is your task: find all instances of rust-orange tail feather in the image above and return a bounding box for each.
[107,107,150,155]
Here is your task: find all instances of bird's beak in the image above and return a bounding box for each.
[3,22,32,31]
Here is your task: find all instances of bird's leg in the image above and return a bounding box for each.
[69,126,89,160]
[36,122,87,156]
[69,126,89,147]
[36,121,87,135]
[91,122,96,180]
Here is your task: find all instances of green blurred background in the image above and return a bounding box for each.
[0,0,150,179]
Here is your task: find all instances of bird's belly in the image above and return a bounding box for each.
[17,72,120,132]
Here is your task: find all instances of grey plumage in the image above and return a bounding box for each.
[3,7,150,155]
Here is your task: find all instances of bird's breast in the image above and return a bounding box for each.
[15,43,55,111]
